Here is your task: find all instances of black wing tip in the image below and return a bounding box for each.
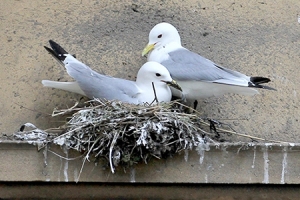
[48,40,69,55]
[249,76,276,91]
[48,40,59,49]
[44,45,49,50]
[44,40,66,64]
[44,45,53,53]
[250,76,271,84]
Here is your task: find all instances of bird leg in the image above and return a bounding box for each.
[193,100,198,111]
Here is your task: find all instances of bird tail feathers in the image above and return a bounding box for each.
[42,80,86,96]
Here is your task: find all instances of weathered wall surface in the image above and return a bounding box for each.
[1,0,299,142]
[0,143,298,184]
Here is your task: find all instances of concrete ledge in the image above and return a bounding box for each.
[0,141,298,183]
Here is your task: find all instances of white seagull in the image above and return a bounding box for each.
[142,22,274,105]
[43,40,181,104]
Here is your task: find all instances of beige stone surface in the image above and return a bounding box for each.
[0,1,299,142]
[0,142,299,184]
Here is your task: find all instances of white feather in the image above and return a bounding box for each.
[42,80,86,96]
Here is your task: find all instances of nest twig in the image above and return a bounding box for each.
[48,99,212,173]
[12,98,290,178]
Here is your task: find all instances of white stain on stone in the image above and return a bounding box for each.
[280,146,288,184]
[184,149,189,162]
[63,147,69,182]
[130,168,136,183]
[262,146,269,184]
[205,174,208,183]
[252,146,256,169]
[196,138,210,164]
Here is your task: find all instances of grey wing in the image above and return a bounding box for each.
[65,61,141,103]
[162,49,249,85]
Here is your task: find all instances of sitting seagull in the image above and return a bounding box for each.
[142,22,274,105]
[42,40,181,104]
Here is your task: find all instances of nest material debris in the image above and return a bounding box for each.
[12,98,288,175]
[50,99,215,173]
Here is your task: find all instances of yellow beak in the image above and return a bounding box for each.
[142,43,155,56]
[162,79,182,92]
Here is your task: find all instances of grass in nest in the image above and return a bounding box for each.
[49,99,216,174]
[13,98,289,178]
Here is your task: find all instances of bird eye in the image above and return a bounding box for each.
[156,73,161,77]
[157,34,162,38]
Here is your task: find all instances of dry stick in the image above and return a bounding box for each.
[14,102,51,116]
[52,101,79,116]
[52,100,104,117]
[77,136,101,182]
[34,99,291,179]
[172,101,290,144]
[150,82,159,105]
[47,149,84,160]
[51,125,87,143]
[65,100,285,144]
[43,127,67,134]
[201,121,290,144]
[173,101,200,115]
[109,131,120,174]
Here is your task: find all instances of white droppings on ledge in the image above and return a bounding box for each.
[252,146,256,169]
[205,174,208,183]
[281,146,288,184]
[43,146,48,167]
[265,143,273,147]
[63,147,69,182]
[184,149,189,162]
[74,168,79,182]
[289,143,295,147]
[130,168,136,183]
[262,147,269,184]
[57,157,62,182]
[53,137,66,146]
[196,138,210,165]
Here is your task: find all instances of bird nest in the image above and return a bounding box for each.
[51,99,215,174]
[13,98,283,176]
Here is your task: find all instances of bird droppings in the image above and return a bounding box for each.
[10,99,292,180]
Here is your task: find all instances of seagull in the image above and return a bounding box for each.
[142,22,274,106]
[42,40,181,104]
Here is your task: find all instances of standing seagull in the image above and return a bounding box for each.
[42,40,181,104]
[142,22,273,105]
